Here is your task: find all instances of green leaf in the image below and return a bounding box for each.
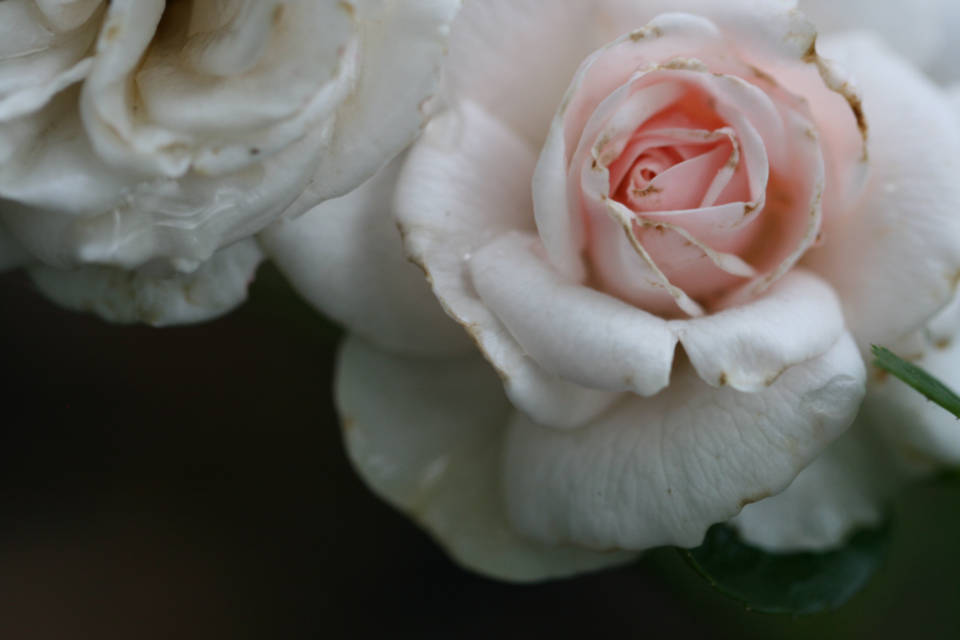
[682,523,889,615]
[872,345,960,419]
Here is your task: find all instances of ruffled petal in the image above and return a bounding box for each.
[0,0,103,121]
[470,231,676,397]
[80,0,355,177]
[299,0,461,204]
[804,33,960,350]
[397,101,620,429]
[336,335,638,582]
[503,333,865,550]
[1,92,324,271]
[260,155,471,358]
[672,269,846,391]
[28,238,262,325]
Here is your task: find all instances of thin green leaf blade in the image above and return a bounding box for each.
[683,524,889,615]
[872,345,960,419]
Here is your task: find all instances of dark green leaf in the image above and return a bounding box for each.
[682,523,889,615]
[872,345,960,419]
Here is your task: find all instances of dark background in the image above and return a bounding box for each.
[2,267,959,639]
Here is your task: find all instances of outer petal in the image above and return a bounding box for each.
[28,239,263,326]
[296,0,462,205]
[861,294,960,467]
[804,33,960,350]
[335,335,638,582]
[397,101,620,429]
[470,231,677,397]
[671,269,846,391]
[730,426,897,550]
[0,0,103,121]
[503,334,865,550]
[799,0,947,71]
[1,95,325,271]
[259,155,471,358]
[443,0,604,145]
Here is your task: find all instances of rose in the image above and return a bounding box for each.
[0,0,459,325]
[267,0,960,581]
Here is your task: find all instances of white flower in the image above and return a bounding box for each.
[0,0,460,325]
[268,0,960,581]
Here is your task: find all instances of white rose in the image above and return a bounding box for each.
[0,0,459,325]
[267,0,960,581]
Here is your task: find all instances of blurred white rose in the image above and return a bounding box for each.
[0,0,459,324]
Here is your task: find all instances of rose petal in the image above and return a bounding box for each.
[259,155,472,358]
[397,101,621,429]
[861,294,960,468]
[298,0,462,204]
[0,0,102,121]
[80,0,356,177]
[800,0,948,71]
[0,92,325,271]
[730,426,896,550]
[336,335,639,582]
[28,238,263,326]
[804,33,960,350]
[671,269,846,391]
[503,333,865,550]
[470,231,677,396]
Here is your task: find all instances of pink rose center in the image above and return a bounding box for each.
[561,61,825,318]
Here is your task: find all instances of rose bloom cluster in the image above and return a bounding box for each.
[6,0,960,583]
[0,0,458,324]
[265,0,960,581]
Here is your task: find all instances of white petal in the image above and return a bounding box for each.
[730,425,896,550]
[0,0,103,120]
[923,3,960,83]
[336,335,638,582]
[504,333,865,550]
[862,295,960,467]
[300,0,461,204]
[671,269,846,391]
[397,101,620,429]
[470,231,677,396]
[28,238,262,325]
[80,0,356,177]
[259,155,471,358]
[800,0,947,72]
[804,33,960,349]
[1,92,325,271]
[443,0,609,146]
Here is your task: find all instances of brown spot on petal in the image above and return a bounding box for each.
[632,184,662,197]
[630,25,663,42]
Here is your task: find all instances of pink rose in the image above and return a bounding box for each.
[267,0,960,580]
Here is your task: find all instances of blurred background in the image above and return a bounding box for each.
[2,267,959,639]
